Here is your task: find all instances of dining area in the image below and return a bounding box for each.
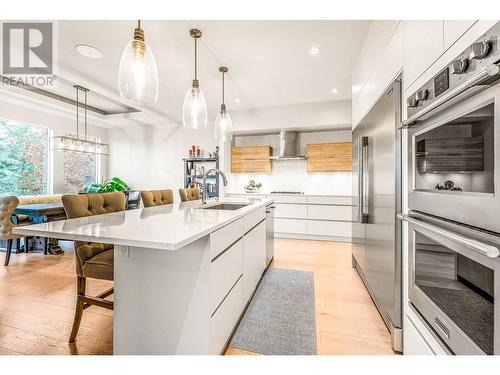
[0,186,205,354]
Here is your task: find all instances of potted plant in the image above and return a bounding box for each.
[83,177,130,193]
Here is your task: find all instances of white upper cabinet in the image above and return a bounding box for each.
[368,22,404,105]
[403,21,444,89]
[443,20,476,51]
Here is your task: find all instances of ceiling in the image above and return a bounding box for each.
[4,20,371,127]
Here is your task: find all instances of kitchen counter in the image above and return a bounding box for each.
[13,197,273,251]
[13,197,272,355]
[226,192,353,198]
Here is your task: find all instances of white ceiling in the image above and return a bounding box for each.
[6,20,371,127]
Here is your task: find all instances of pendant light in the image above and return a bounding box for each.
[214,66,233,142]
[183,29,208,129]
[118,20,159,105]
[52,85,110,156]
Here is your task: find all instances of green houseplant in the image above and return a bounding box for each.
[84,177,131,193]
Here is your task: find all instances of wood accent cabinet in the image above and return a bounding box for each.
[307,142,352,172]
[231,146,272,173]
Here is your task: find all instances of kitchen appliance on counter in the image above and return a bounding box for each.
[352,75,403,352]
[265,202,275,267]
[403,22,500,355]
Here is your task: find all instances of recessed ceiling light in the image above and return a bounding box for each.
[331,88,340,94]
[309,46,321,56]
[75,44,103,59]
[234,98,241,104]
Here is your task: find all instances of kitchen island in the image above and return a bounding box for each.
[13,197,273,355]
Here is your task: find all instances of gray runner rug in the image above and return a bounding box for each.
[230,268,317,355]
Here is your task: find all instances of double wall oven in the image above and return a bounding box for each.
[401,22,500,355]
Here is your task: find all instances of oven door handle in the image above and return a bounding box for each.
[402,63,500,128]
[398,214,500,258]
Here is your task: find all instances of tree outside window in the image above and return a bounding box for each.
[0,118,48,196]
[63,149,98,193]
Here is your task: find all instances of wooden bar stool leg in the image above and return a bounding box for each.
[24,237,29,253]
[16,238,21,252]
[4,239,13,266]
[43,237,48,255]
[69,276,86,343]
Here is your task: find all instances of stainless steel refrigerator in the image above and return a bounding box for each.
[351,75,402,352]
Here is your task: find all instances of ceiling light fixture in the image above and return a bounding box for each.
[214,66,233,143]
[75,44,103,59]
[183,29,208,129]
[331,88,340,94]
[309,46,321,55]
[234,98,241,104]
[52,85,109,156]
[118,20,159,105]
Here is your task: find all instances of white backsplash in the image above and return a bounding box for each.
[227,129,353,195]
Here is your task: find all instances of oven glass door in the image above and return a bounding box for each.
[408,218,497,355]
[408,84,500,233]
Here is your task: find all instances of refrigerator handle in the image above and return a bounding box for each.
[360,136,369,223]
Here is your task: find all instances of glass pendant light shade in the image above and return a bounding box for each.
[183,29,208,129]
[118,21,159,105]
[214,66,233,142]
[183,82,208,129]
[214,107,233,142]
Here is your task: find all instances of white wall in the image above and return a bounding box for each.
[0,91,109,194]
[107,123,217,199]
[230,100,351,133]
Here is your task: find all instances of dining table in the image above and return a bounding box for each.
[12,202,67,254]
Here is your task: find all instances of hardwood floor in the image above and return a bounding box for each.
[0,242,113,355]
[0,239,394,355]
[226,239,395,355]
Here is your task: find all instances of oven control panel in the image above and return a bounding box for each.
[407,22,500,117]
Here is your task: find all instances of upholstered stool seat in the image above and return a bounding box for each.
[141,189,174,207]
[179,187,200,202]
[62,191,125,343]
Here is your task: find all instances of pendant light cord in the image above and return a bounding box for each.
[75,86,79,140]
[84,89,88,141]
[194,37,198,80]
[222,70,225,105]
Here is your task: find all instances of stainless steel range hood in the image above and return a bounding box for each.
[270,131,307,160]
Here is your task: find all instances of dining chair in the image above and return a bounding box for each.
[140,189,174,207]
[0,196,22,266]
[178,188,201,202]
[62,191,126,343]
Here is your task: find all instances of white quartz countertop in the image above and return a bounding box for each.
[13,197,273,251]
[226,192,353,198]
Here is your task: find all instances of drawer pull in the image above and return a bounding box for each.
[434,317,450,339]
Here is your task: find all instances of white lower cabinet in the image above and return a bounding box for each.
[210,278,244,354]
[404,315,435,355]
[243,220,266,302]
[275,218,308,234]
[308,220,352,238]
[210,239,243,313]
[275,203,308,219]
[307,204,352,221]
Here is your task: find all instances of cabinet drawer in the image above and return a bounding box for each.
[244,206,265,233]
[210,218,244,260]
[210,277,243,354]
[307,196,353,205]
[307,205,352,221]
[210,239,243,313]
[271,195,308,204]
[275,203,307,219]
[243,221,266,303]
[274,218,308,234]
[308,220,351,238]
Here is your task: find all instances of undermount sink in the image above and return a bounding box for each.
[199,203,249,210]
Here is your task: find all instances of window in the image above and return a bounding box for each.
[63,148,98,193]
[0,118,49,196]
